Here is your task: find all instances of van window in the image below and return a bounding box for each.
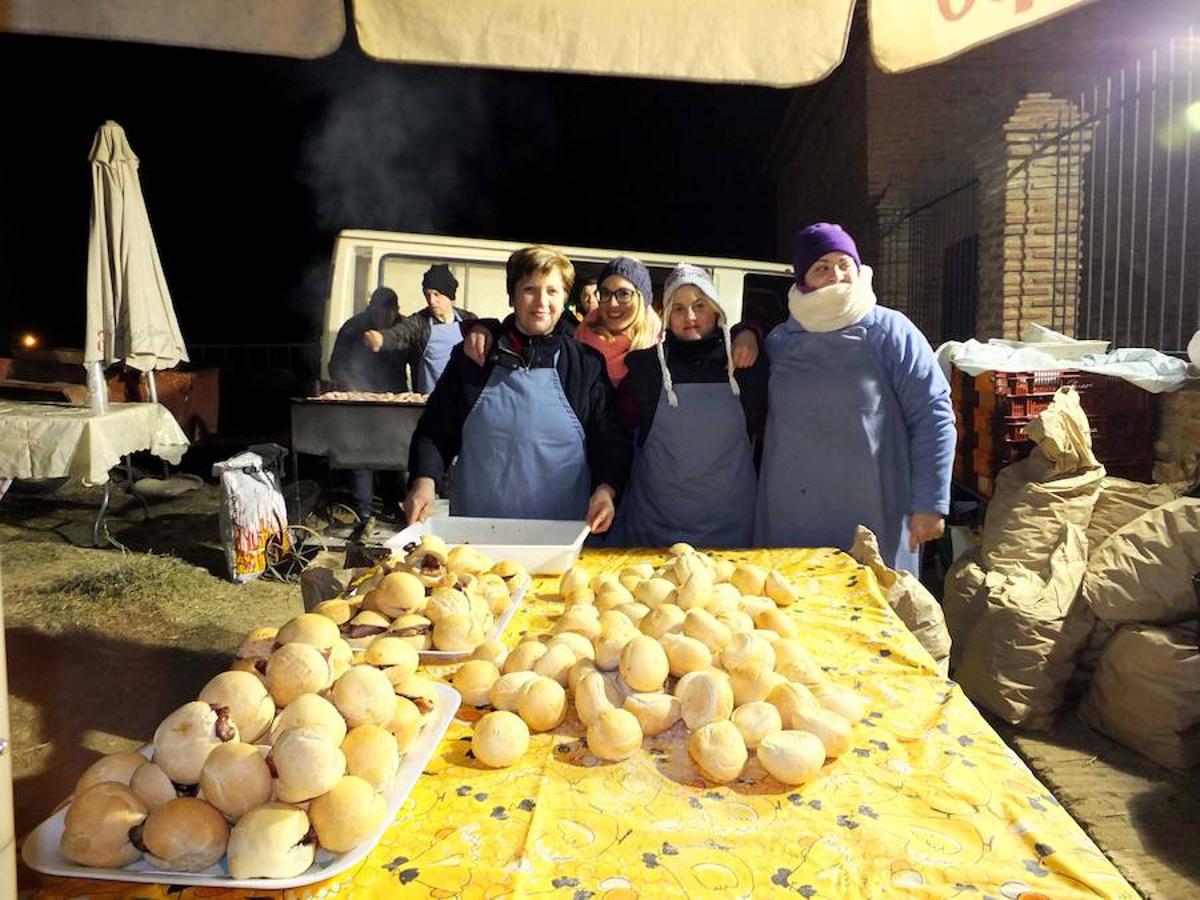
[741,273,791,334]
[377,256,510,321]
[351,247,373,315]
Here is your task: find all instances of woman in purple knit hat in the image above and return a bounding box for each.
[754,223,955,574]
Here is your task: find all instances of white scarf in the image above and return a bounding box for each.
[788,264,877,333]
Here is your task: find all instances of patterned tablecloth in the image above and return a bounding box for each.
[30,547,1136,899]
[0,400,188,486]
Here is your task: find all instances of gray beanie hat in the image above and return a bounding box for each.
[658,263,739,408]
[597,256,653,307]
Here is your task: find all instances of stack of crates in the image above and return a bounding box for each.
[951,367,1157,497]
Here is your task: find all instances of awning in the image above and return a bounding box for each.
[870,0,1099,74]
[0,1,1101,84]
[0,0,345,59]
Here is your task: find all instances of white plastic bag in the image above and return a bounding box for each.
[213,451,290,584]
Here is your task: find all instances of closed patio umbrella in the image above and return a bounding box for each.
[85,120,188,375]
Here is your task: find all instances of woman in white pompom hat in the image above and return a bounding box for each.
[608,263,768,548]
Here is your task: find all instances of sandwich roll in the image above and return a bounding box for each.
[153,701,239,785]
[331,664,399,729]
[60,782,148,868]
[199,670,275,744]
[308,775,387,854]
[341,724,401,792]
[199,742,273,822]
[270,693,347,746]
[388,695,424,752]
[227,803,316,879]
[276,613,340,653]
[138,797,229,872]
[266,642,333,707]
[270,727,346,803]
[130,762,180,810]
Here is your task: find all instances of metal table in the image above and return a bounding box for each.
[290,397,425,470]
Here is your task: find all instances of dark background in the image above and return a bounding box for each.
[0,31,793,351]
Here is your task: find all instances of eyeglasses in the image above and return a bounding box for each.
[598,287,639,306]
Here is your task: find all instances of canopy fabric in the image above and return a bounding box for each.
[0,0,344,59]
[85,121,188,372]
[870,0,1098,73]
[354,0,856,87]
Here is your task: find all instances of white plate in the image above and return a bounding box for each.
[386,517,589,575]
[419,575,530,663]
[21,682,461,890]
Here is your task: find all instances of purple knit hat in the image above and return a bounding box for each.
[793,223,861,285]
[598,256,653,307]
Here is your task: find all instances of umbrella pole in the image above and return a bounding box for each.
[145,369,158,404]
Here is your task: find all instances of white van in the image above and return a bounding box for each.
[320,230,794,380]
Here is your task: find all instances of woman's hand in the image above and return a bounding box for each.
[362,330,384,352]
[462,325,493,366]
[585,484,616,534]
[404,477,438,524]
[730,330,759,369]
[908,512,945,551]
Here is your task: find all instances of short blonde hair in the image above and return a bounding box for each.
[506,245,575,301]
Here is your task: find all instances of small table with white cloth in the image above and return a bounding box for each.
[0,400,189,544]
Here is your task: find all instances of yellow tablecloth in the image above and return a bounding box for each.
[0,401,188,487]
[31,548,1137,899]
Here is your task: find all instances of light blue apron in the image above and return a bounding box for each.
[417,315,464,393]
[754,321,916,572]
[610,382,757,548]
[451,358,592,520]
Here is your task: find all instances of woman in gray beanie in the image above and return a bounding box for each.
[608,263,768,548]
[755,223,955,573]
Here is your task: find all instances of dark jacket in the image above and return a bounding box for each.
[619,332,769,447]
[329,309,410,392]
[408,315,632,497]
[378,306,478,359]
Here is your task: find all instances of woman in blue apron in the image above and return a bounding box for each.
[403,246,631,533]
[609,264,767,549]
[754,223,955,573]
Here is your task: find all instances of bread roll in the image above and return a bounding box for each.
[682,608,732,654]
[503,641,548,674]
[432,611,478,652]
[140,797,229,871]
[153,701,238,785]
[730,668,786,706]
[276,613,341,652]
[593,627,635,672]
[623,692,682,736]
[730,701,783,749]
[548,631,594,661]
[517,676,567,732]
[270,692,347,746]
[559,565,591,600]
[720,632,776,675]
[677,670,734,730]
[199,742,272,822]
[573,671,616,727]
[312,598,354,626]
[74,750,146,797]
[688,720,747,783]
[764,570,798,607]
[364,571,427,618]
[532,643,579,687]
[755,607,800,640]
[587,708,643,762]
[386,614,432,650]
[470,639,509,669]
[757,730,826,784]
[490,671,539,712]
[812,683,868,723]
[660,633,713,678]
[387,695,424,752]
[237,626,278,661]
[618,635,669,693]
[452,659,501,707]
[309,775,387,854]
[60,782,147,867]
[554,606,602,641]
[342,724,400,791]
[130,761,179,810]
[227,803,315,879]
[786,708,853,758]
[199,670,275,744]
[634,578,677,609]
[331,665,399,729]
[674,569,713,611]
[615,602,651,627]
[639,604,686,640]
[390,673,439,718]
[270,727,346,803]
[715,609,756,634]
[567,657,600,693]
[729,564,768,596]
[266,642,333,707]
[766,682,820,730]
[364,636,419,675]
[472,711,530,768]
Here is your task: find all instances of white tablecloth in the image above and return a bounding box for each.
[0,401,188,487]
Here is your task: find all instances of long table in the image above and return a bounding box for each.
[29,547,1137,898]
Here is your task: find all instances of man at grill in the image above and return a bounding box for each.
[363,263,477,393]
[402,245,630,532]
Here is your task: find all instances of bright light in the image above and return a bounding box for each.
[1188,102,1200,133]
[20,333,38,349]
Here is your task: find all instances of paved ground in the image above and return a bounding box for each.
[1,477,1197,897]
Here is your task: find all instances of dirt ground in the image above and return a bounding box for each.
[1,477,1198,897]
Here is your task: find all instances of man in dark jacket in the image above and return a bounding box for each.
[327,286,407,528]
[363,263,478,393]
[403,246,630,532]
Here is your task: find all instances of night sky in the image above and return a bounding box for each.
[0,31,794,350]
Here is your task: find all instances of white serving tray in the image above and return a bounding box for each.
[387,517,589,575]
[419,575,530,663]
[22,683,461,890]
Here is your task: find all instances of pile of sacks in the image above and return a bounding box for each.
[944,387,1199,770]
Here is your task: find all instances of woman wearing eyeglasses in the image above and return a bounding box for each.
[754,223,955,573]
[573,257,663,388]
[607,264,767,548]
[403,245,631,533]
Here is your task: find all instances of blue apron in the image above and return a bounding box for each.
[417,316,464,393]
[451,358,592,520]
[754,321,917,572]
[611,383,757,548]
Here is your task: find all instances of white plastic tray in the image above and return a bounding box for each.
[22,682,461,890]
[387,516,589,575]
[419,575,530,663]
